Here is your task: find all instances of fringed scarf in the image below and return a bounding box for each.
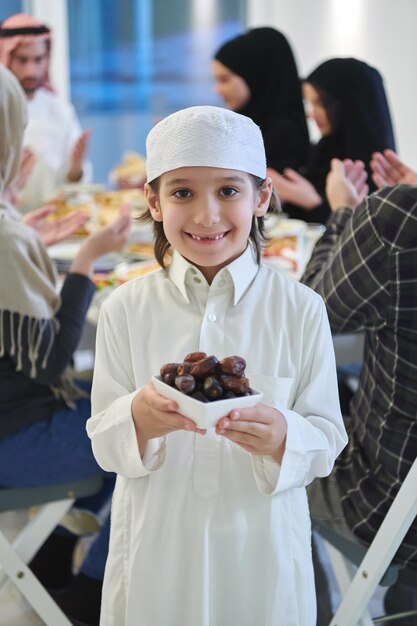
[0,205,86,407]
[0,206,85,407]
[0,66,84,407]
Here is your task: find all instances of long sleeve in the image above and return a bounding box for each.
[301,200,388,333]
[20,89,92,211]
[88,297,166,478]
[252,294,348,494]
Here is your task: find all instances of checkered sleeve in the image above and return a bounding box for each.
[301,194,390,333]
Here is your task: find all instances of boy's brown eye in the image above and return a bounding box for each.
[174,189,191,198]
[221,187,237,197]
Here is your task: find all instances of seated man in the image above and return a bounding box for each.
[0,13,92,210]
[302,158,417,625]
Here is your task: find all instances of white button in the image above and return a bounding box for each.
[208,313,216,321]
[219,279,226,287]
[193,277,201,284]
[190,268,197,275]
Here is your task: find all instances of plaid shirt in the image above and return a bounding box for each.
[302,184,417,566]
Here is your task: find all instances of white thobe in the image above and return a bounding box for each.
[88,246,347,626]
[19,88,91,211]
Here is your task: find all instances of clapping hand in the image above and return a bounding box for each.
[370,149,417,188]
[326,159,369,212]
[5,147,37,205]
[70,204,132,276]
[267,166,322,209]
[68,129,92,182]
[22,205,88,246]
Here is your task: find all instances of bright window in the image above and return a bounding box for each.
[0,1,24,21]
[68,0,246,183]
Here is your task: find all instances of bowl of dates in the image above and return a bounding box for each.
[152,352,263,428]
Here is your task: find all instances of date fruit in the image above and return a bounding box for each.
[190,356,219,378]
[203,376,223,400]
[160,362,181,377]
[158,353,253,403]
[175,374,196,394]
[184,351,207,363]
[177,361,193,376]
[220,375,250,394]
[219,356,246,376]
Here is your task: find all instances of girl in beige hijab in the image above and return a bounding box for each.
[0,65,131,626]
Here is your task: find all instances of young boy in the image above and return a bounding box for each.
[87,106,347,626]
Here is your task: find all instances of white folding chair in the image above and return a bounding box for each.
[0,474,103,625]
[314,456,417,626]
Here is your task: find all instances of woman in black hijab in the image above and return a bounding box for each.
[212,27,310,176]
[271,57,396,223]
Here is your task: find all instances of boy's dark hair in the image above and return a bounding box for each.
[137,175,281,270]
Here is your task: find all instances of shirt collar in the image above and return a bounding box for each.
[168,246,259,305]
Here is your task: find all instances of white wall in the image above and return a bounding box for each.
[247,0,417,168]
[28,0,69,100]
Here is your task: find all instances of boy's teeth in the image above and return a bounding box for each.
[191,233,224,240]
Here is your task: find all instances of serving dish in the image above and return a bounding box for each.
[152,375,263,429]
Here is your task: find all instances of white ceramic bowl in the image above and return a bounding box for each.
[152,376,263,429]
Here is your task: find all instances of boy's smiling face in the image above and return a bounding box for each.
[145,167,271,284]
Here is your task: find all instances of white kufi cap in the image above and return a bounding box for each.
[146,105,266,182]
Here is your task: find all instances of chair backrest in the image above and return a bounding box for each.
[326,456,417,626]
[312,519,401,587]
[0,474,104,513]
[0,474,103,626]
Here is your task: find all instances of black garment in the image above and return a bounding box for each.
[290,57,396,223]
[30,532,78,589]
[384,568,417,625]
[0,273,95,439]
[51,573,103,626]
[312,536,333,626]
[214,27,310,175]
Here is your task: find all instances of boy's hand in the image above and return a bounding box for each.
[215,403,287,463]
[132,383,206,456]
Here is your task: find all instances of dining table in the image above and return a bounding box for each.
[48,215,364,372]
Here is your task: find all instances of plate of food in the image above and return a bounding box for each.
[262,218,308,276]
[114,260,160,283]
[48,241,82,260]
[45,188,149,238]
[153,352,263,429]
[109,151,147,190]
[124,241,155,260]
[48,241,82,273]
[48,242,124,273]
